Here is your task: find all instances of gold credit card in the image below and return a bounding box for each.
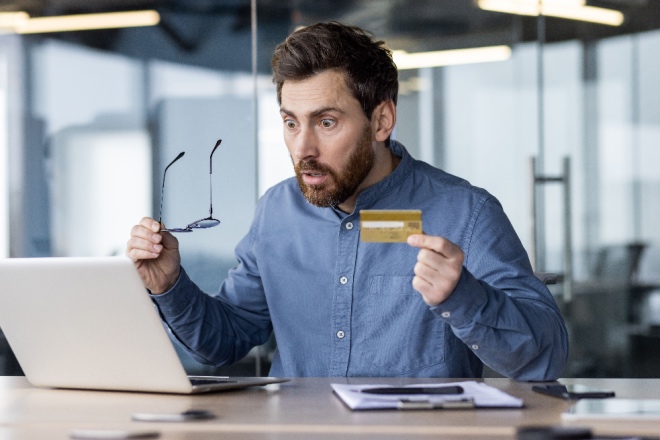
[359,210,422,242]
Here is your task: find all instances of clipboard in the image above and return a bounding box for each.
[331,381,524,411]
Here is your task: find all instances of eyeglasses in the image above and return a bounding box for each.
[158,139,222,233]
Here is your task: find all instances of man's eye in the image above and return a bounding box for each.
[321,119,335,128]
[285,120,296,129]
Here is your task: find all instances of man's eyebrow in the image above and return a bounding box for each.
[279,106,344,118]
[279,107,295,117]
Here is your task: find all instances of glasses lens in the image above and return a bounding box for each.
[189,218,221,229]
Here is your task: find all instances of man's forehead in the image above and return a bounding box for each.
[280,71,356,114]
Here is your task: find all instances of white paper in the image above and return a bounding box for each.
[331,381,523,410]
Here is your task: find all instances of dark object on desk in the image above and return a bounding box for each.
[69,429,161,439]
[132,409,216,422]
[532,384,615,400]
[397,397,474,410]
[517,426,592,440]
[518,425,660,440]
[361,385,464,395]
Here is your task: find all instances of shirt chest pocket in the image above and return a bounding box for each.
[361,275,446,375]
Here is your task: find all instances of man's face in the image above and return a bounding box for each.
[280,70,377,210]
[293,124,373,207]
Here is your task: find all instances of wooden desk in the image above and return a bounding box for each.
[1,377,659,439]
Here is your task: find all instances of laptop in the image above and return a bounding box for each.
[0,256,287,394]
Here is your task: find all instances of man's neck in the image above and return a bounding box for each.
[337,148,400,214]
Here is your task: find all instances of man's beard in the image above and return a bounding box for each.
[294,126,374,208]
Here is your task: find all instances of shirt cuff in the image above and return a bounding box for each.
[429,268,487,327]
[149,266,197,318]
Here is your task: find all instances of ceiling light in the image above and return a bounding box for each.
[392,46,512,70]
[478,0,624,26]
[0,11,29,30]
[11,10,160,34]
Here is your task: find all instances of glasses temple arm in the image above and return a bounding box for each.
[158,151,185,224]
[209,140,221,217]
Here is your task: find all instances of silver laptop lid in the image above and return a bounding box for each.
[0,256,206,393]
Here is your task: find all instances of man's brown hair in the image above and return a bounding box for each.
[271,22,398,120]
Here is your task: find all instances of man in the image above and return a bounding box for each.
[127,22,568,380]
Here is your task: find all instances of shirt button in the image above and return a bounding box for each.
[441,311,451,318]
[471,344,479,350]
[340,276,348,285]
[345,222,354,230]
[336,330,345,339]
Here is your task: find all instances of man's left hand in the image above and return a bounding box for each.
[407,234,464,306]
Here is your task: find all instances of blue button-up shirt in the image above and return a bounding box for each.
[152,141,568,380]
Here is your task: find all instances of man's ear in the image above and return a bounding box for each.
[372,100,396,142]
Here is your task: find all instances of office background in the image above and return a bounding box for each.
[0,0,659,378]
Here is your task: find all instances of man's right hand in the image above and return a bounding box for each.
[126,217,181,294]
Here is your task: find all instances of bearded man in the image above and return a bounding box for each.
[127,22,568,380]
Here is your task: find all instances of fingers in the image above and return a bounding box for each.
[412,258,462,305]
[126,218,164,262]
[140,216,161,230]
[407,234,462,258]
[126,237,162,261]
[407,234,464,306]
[125,217,182,294]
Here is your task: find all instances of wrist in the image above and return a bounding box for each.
[151,267,181,295]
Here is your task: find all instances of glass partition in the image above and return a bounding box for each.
[254,1,660,378]
[1,14,259,375]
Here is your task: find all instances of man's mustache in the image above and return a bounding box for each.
[295,160,334,175]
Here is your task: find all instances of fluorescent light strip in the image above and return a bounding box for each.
[0,12,29,28]
[544,3,624,25]
[393,46,512,70]
[478,0,624,26]
[13,10,160,34]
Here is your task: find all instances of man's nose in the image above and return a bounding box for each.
[292,126,319,161]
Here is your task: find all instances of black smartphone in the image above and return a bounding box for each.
[532,384,615,400]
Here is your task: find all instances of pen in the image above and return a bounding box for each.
[360,385,464,395]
